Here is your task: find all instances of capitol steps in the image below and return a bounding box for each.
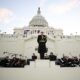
[25,60,59,68]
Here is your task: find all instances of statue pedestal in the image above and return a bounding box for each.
[35,60,50,68]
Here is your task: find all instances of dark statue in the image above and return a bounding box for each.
[37,32,47,59]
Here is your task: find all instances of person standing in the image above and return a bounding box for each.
[37,32,47,59]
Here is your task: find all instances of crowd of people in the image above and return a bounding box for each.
[0,51,80,67]
[55,54,80,67]
[0,53,27,67]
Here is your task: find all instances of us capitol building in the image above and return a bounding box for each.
[0,7,80,58]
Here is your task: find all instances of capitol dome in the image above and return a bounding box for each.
[29,7,48,27]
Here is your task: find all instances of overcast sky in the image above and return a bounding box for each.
[0,0,80,35]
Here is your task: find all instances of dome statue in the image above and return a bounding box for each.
[29,7,48,27]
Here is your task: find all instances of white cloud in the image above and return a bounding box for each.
[48,0,80,14]
[0,8,14,23]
